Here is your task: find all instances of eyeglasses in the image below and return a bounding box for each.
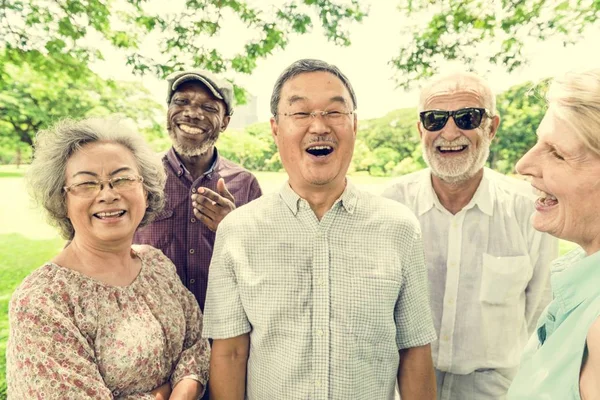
[419,107,491,132]
[277,110,354,127]
[63,175,144,198]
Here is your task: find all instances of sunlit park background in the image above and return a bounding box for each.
[1,0,598,396]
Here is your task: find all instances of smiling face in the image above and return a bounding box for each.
[167,81,230,157]
[64,142,147,246]
[419,78,499,184]
[516,106,600,252]
[270,71,357,196]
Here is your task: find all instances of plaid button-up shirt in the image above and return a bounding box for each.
[203,181,436,400]
[134,147,262,311]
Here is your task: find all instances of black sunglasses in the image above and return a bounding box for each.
[419,107,490,132]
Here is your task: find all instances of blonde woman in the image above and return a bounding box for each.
[508,69,600,399]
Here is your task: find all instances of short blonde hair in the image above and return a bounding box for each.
[27,117,166,240]
[547,68,600,157]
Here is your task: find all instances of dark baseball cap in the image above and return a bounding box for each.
[166,69,234,116]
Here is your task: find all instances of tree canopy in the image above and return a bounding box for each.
[1,0,367,100]
[0,51,164,153]
[391,0,600,88]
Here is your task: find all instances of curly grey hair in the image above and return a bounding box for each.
[27,117,166,240]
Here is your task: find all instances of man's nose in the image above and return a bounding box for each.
[183,107,205,120]
[440,118,462,141]
[307,114,331,134]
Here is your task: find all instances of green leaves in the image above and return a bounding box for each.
[1,0,367,84]
[0,51,165,149]
[392,0,600,89]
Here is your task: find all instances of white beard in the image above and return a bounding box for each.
[423,128,491,184]
[168,127,219,157]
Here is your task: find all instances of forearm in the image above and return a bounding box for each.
[170,378,203,400]
[209,354,247,400]
[397,344,436,400]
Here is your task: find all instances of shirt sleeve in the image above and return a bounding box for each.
[7,286,117,399]
[166,257,211,393]
[524,227,558,335]
[395,221,438,349]
[202,220,251,339]
[248,176,263,201]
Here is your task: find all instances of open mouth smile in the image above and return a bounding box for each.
[436,145,468,154]
[178,123,206,135]
[93,210,127,220]
[533,187,558,208]
[306,145,334,157]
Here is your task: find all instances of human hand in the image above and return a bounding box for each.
[191,178,236,232]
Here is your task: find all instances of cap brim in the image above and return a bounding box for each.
[171,74,224,100]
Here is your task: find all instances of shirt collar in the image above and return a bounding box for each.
[279,178,359,216]
[166,147,220,179]
[551,247,600,312]
[416,168,494,217]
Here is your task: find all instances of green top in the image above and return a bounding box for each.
[508,247,600,400]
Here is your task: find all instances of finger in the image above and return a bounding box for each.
[193,208,217,231]
[192,193,218,207]
[217,178,235,202]
[192,201,218,220]
[196,187,229,206]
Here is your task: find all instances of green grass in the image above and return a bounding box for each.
[0,234,65,398]
[0,169,579,397]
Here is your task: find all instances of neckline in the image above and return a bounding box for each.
[47,247,145,290]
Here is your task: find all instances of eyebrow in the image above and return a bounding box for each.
[286,95,349,106]
[72,167,134,178]
[329,96,348,106]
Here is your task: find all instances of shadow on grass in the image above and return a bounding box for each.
[0,233,65,399]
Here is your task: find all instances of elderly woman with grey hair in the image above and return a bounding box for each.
[507,69,600,399]
[7,118,210,399]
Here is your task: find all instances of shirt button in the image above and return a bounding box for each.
[112,390,120,396]
[547,312,555,322]
[449,262,456,268]
[442,335,450,341]
[447,298,454,305]
[316,232,323,238]
[451,222,458,228]
[315,379,322,388]
[191,217,196,223]
[318,278,325,286]
[190,279,196,284]
[189,249,195,254]
[191,188,196,193]
[316,328,324,336]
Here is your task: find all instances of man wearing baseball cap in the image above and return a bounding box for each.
[135,68,262,312]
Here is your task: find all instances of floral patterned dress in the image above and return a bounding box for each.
[7,245,210,399]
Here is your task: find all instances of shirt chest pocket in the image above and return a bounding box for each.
[479,253,532,305]
[344,275,401,344]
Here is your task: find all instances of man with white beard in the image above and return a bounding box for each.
[383,72,558,400]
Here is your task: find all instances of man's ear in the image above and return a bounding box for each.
[353,112,358,137]
[270,116,279,140]
[417,122,424,139]
[220,116,231,131]
[489,115,500,140]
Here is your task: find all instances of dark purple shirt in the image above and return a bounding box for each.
[134,147,262,311]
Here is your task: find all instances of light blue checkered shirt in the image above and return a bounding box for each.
[202,181,436,400]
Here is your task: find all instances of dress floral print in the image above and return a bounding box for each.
[7,245,210,399]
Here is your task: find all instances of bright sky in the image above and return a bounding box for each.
[94,1,600,123]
